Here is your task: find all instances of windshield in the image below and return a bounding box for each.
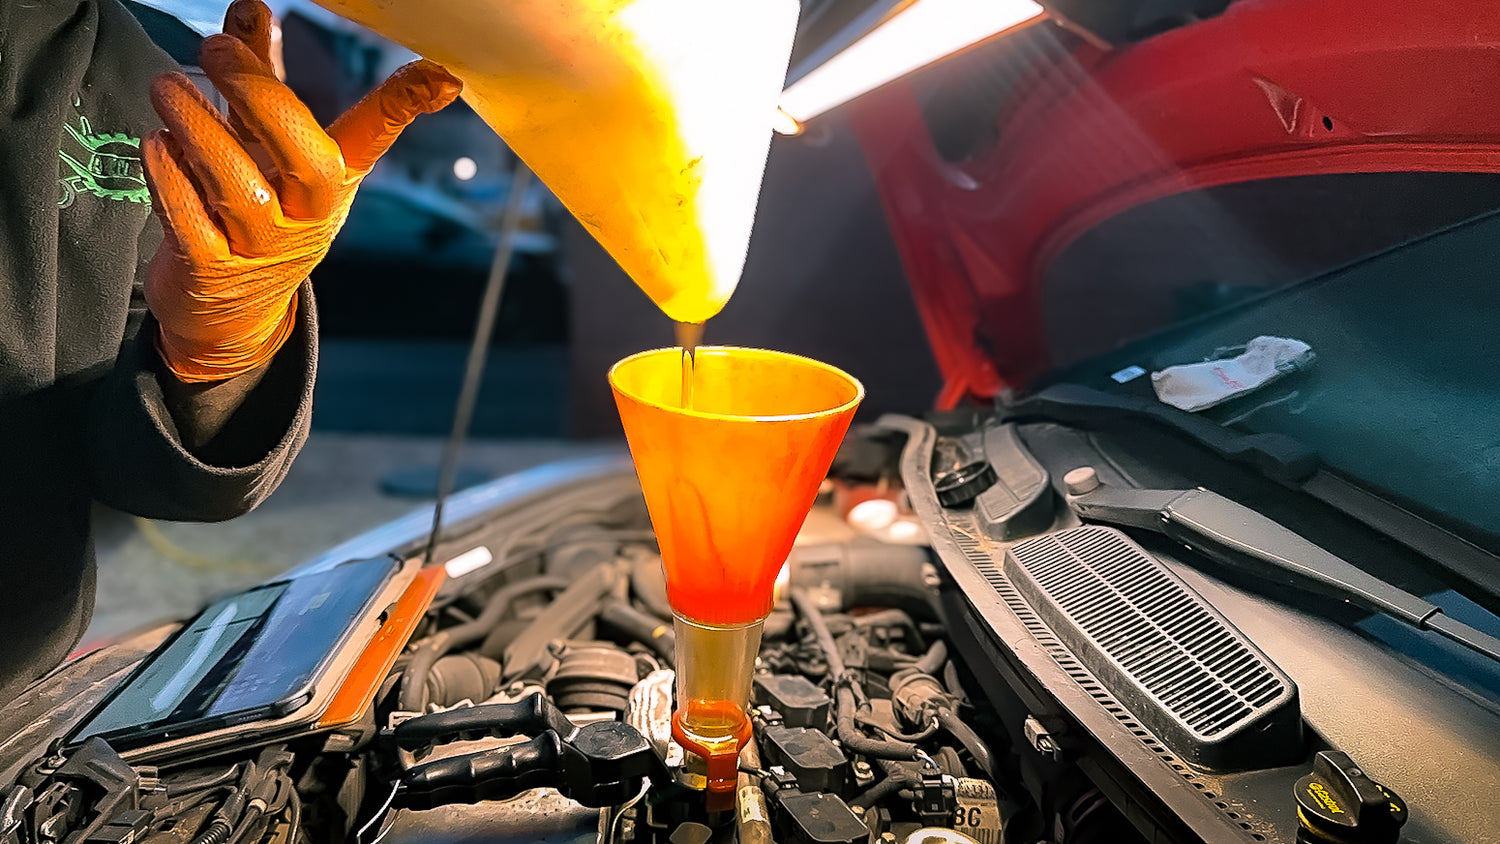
[843,2,1500,551]
[1042,205,1500,550]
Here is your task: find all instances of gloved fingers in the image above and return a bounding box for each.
[142,129,228,266]
[220,0,276,150]
[223,0,274,67]
[328,59,462,175]
[149,71,282,256]
[200,34,343,220]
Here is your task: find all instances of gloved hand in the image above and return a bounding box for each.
[143,0,462,382]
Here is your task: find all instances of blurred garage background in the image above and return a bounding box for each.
[89,0,940,640]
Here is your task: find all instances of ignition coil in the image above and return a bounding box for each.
[389,691,668,810]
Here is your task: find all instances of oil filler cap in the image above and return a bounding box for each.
[934,461,998,508]
[1295,751,1408,843]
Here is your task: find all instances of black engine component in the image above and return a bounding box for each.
[785,541,937,621]
[393,692,574,752]
[889,662,998,781]
[912,760,957,828]
[828,426,906,486]
[397,721,662,810]
[1294,751,1407,844]
[1006,526,1301,771]
[24,739,143,844]
[760,726,847,794]
[598,602,676,666]
[890,668,955,730]
[933,461,997,508]
[970,424,1053,541]
[498,563,624,680]
[546,644,641,714]
[753,675,831,729]
[423,654,502,709]
[764,772,868,844]
[789,592,922,764]
[81,808,150,844]
[399,575,569,711]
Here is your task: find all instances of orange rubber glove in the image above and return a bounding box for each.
[142,0,461,383]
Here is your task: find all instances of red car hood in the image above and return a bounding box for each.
[842,0,1500,407]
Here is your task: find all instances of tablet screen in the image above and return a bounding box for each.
[73,556,399,747]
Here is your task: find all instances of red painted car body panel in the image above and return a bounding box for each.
[848,0,1500,405]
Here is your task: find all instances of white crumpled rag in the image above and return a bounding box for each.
[1151,336,1315,412]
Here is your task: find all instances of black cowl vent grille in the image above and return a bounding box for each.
[1007,526,1302,770]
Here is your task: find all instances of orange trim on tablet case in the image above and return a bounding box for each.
[319,565,447,729]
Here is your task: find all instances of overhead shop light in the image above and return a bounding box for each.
[777,0,1043,131]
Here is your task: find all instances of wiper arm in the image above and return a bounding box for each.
[1000,383,1320,483]
[1068,483,1500,663]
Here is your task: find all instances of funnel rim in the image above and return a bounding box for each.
[608,345,865,423]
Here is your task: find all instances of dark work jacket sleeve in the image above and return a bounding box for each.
[71,2,316,521]
[0,0,315,704]
[88,282,316,522]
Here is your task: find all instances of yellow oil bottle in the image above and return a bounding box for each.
[311,0,799,324]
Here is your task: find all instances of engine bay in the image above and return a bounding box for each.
[3,466,1042,844]
[9,412,1500,844]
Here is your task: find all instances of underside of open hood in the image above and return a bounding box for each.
[828,0,1500,407]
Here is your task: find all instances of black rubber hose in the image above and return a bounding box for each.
[914,640,947,676]
[599,601,676,665]
[446,576,570,648]
[850,775,908,809]
[855,711,938,743]
[168,765,243,796]
[224,805,265,844]
[278,790,302,844]
[834,687,922,760]
[790,590,847,676]
[786,541,937,620]
[851,758,923,809]
[400,576,568,711]
[791,590,921,762]
[936,708,997,781]
[496,563,621,677]
[398,632,451,712]
[628,553,674,620]
[943,659,965,699]
[190,763,255,844]
[424,653,502,709]
[844,546,935,618]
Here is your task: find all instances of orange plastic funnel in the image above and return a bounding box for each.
[610,347,863,625]
[310,0,799,324]
[610,346,862,804]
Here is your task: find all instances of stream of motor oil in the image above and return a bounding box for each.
[676,321,705,410]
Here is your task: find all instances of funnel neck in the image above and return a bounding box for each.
[670,615,763,808]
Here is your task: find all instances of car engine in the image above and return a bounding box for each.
[2,479,1074,844]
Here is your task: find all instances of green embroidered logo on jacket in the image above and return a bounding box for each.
[59,97,150,208]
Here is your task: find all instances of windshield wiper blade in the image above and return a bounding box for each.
[1000,384,1320,483]
[1068,484,1500,663]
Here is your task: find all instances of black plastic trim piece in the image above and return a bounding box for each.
[1000,384,1319,484]
[974,424,1053,541]
[874,414,1263,843]
[1007,526,1301,770]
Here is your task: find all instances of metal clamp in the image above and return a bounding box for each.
[1024,715,1062,760]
